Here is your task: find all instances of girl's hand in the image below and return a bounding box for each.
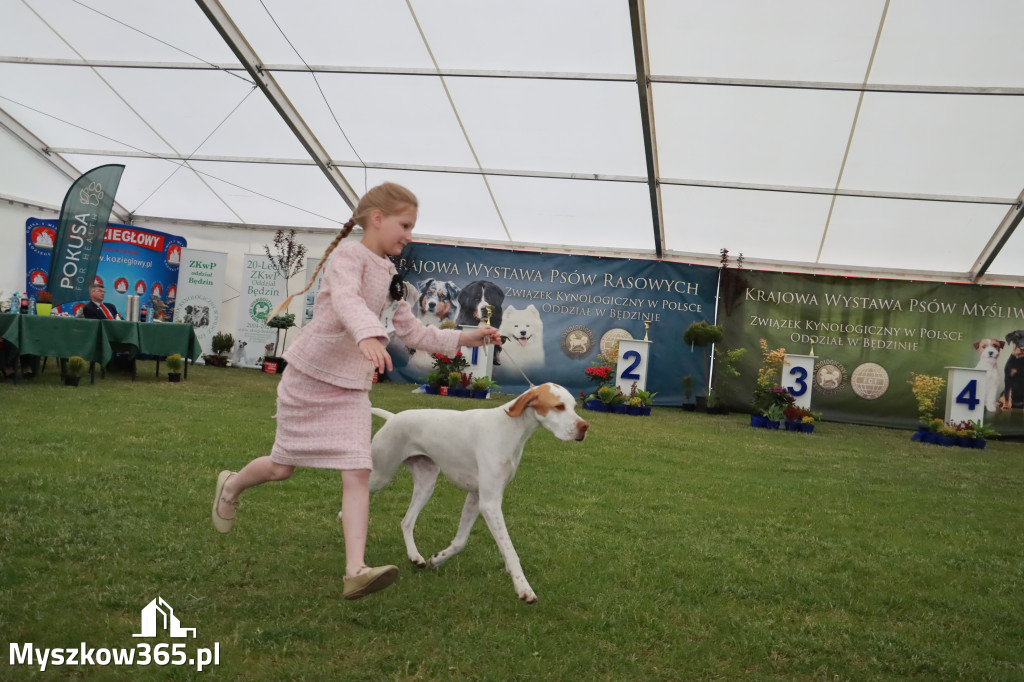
[358,337,393,373]
[459,325,502,348]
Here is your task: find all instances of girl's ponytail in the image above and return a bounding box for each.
[267,218,357,320]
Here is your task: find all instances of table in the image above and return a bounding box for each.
[0,314,200,382]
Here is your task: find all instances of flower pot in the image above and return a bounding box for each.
[451,387,469,398]
[35,303,52,316]
[784,420,802,432]
[628,406,641,416]
[64,375,81,387]
[750,415,768,428]
[612,404,628,414]
[957,436,973,448]
[471,389,488,399]
[972,438,987,449]
[800,423,815,434]
[423,385,438,395]
[640,406,651,416]
[591,403,610,412]
[439,386,449,396]
[681,403,696,412]
[695,396,707,412]
[939,435,956,447]
[168,372,181,383]
[767,420,781,430]
[924,432,942,444]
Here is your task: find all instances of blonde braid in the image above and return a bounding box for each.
[267,218,357,319]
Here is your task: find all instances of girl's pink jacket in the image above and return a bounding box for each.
[284,240,460,389]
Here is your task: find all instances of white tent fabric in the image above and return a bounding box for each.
[2,0,1023,282]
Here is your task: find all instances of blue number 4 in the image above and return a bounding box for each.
[956,379,980,410]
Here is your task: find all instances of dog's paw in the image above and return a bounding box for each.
[410,555,427,568]
[519,590,538,604]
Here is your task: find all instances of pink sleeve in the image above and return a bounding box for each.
[327,247,388,344]
[391,301,461,356]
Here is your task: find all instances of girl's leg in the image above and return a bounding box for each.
[217,457,294,520]
[341,468,371,577]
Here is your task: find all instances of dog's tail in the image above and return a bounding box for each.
[371,407,394,420]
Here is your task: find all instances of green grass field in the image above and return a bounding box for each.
[2,363,1023,681]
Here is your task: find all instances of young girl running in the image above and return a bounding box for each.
[212,182,501,600]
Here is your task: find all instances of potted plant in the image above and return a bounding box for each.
[783,405,820,433]
[627,387,656,416]
[470,375,499,399]
[64,355,88,386]
[423,370,444,394]
[752,386,794,428]
[965,420,998,449]
[165,353,184,382]
[263,314,295,373]
[683,321,723,411]
[446,371,464,396]
[594,385,624,412]
[707,346,745,415]
[36,290,53,317]
[907,372,945,441]
[204,331,234,367]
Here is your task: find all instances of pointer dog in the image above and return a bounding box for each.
[364,383,588,603]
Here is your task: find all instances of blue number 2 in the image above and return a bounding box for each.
[956,379,980,410]
[620,350,642,380]
[787,366,808,397]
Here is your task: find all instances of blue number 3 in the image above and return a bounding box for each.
[788,366,808,397]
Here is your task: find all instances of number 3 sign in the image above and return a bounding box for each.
[944,366,988,425]
[782,354,815,409]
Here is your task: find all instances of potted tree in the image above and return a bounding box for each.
[681,375,696,411]
[204,332,234,367]
[263,313,295,373]
[165,353,184,382]
[64,355,88,386]
[683,320,723,411]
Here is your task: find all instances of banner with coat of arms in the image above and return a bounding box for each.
[26,217,185,319]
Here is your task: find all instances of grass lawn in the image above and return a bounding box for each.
[2,363,1023,681]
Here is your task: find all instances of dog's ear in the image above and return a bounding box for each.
[974,341,982,350]
[418,279,434,295]
[505,386,541,418]
[997,340,1006,349]
[446,282,461,302]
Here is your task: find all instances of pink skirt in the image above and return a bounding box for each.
[270,368,372,470]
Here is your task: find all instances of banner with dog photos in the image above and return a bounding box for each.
[720,269,1024,433]
[173,248,227,360]
[235,253,287,368]
[382,243,721,405]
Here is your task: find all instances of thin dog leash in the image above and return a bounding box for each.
[492,337,535,388]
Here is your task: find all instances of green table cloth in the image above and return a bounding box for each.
[0,314,200,374]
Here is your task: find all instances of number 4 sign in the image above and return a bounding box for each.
[944,366,988,425]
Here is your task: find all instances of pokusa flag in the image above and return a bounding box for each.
[47,164,124,306]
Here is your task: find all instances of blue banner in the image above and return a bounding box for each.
[26,218,187,319]
[385,244,719,405]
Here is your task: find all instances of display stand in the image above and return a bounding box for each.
[615,338,651,395]
[782,353,815,409]
[461,326,494,380]
[944,366,987,425]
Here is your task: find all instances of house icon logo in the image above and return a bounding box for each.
[133,597,196,638]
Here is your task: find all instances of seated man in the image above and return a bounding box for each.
[82,283,119,320]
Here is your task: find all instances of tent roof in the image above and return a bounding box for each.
[2,0,1023,283]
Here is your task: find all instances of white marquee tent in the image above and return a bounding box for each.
[2,0,1024,293]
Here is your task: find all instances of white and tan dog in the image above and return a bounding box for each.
[365,383,588,604]
[974,337,1005,412]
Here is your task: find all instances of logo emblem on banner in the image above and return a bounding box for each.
[561,325,594,358]
[851,362,890,400]
[250,298,272,322]
[813,359,848,396]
